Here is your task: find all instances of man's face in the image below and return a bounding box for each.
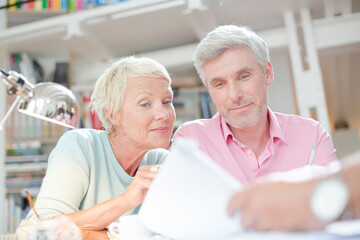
[203,47,273,130]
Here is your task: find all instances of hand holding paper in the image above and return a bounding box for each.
[139,137,243,239]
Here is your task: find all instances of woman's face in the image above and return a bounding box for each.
[118,76,175,149]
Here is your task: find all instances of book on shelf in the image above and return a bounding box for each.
[5,141,48,172]
[5,162,48,173]
[52,62,69,87]
[6,140,42,156]
[199,91,217,119]
[6,0,130,11]
[4,196,22,234]
[4,188,41,233]
[8,52,44,84]
[76,91,103,130]
[6,175,44,189]
[81,92,93,128]
[200,92,211,119]
[6,153,48,164]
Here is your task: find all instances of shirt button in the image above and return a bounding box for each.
[246,150,252,156]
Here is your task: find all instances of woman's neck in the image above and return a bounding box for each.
[108,133,148,176]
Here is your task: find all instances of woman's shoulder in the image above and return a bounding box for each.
[49,129,108,167]
[60,129,106,143]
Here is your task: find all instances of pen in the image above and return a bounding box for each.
[307,139,317,165]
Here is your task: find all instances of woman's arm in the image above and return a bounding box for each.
[65,165,157,230]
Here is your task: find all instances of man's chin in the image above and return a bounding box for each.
[227,115,260,130]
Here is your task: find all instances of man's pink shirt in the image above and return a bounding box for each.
[172,108,337,184]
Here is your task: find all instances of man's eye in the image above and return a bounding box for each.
[241,74,250,80]
[214,82,224,87]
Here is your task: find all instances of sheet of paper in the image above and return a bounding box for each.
[139,137,243,239]
[325,219,360,237]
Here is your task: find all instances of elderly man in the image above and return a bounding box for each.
[172,25,337,184]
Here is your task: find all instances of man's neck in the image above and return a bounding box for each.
[230,112,270,158]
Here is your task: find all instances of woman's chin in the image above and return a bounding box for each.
[151,140,171,149]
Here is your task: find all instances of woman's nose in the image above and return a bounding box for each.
[155,105,170,120]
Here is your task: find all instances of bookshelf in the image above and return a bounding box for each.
[172,84,216,130]
[5,0,131,28]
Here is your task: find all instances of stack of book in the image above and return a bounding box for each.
[5,140,48,193]
[4,141,47,233]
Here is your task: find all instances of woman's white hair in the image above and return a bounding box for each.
[194,25,270,86]
[90,56,171,136]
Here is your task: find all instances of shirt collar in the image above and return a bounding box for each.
[219,113,233,142]
[220,107,287,144]
[267,107,287,144]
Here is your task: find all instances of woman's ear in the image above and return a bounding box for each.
[105,108,121,125]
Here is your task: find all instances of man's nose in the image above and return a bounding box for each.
[228,82,243,102]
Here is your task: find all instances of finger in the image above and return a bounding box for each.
[139,165,160,172]
[135,166,159,179]
[135,170,157,180]
[241,209,256,231]
[253,218,271,232]
[136,178,153,190]
[227,191,246,216]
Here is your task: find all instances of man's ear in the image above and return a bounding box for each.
[105,108,121,125]
[264,62,274,86]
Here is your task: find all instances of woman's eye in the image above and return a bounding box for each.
[163,100,173,105]
[140,103,150,108]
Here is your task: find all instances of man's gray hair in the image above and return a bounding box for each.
[194,25,270,86]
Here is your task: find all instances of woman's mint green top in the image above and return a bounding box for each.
[26,129,169,219]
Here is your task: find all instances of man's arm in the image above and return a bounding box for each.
[227,151,360,232]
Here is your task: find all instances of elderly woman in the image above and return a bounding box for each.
[26,56,175,233]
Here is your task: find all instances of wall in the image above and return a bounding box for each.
[267,50,296,115]
[321,51,360,158]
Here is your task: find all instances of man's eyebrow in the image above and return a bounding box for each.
[236,66,252,75]
[209,77,223,86]
[209,66,253,85]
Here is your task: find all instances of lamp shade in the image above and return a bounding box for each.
[18,82,79,129]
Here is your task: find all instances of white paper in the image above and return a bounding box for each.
[325,219,360,237]
[139,137,242,239]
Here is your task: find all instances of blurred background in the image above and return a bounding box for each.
[0,0,359,234]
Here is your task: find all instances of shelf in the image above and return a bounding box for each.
[6,10,67,27]
[0,0,329,64]
[6,137,61,144]
[5,162,48,172]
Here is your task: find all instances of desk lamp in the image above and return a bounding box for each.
[0,69,79,131]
